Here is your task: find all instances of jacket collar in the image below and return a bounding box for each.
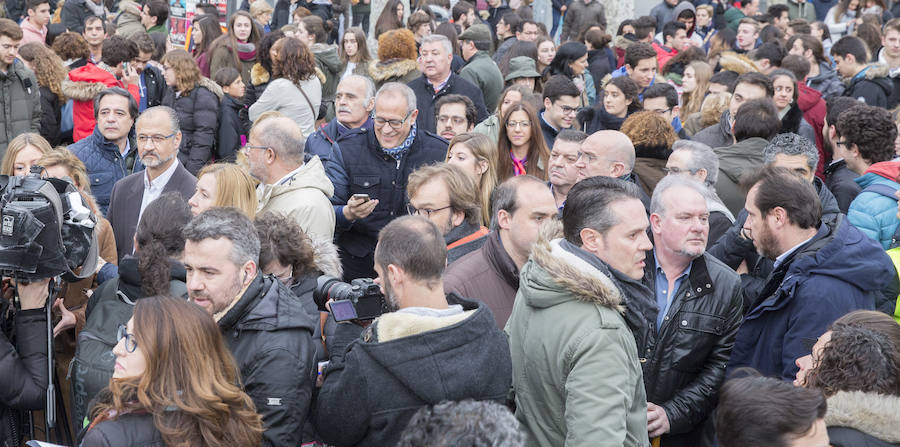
[484,231,520,290]
[825,391,900,443]
[644,252,715,301]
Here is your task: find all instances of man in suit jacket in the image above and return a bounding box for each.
[108,106,197,262]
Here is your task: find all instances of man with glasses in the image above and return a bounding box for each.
[107,105,196,262]
[248,116,335,243]
[407,163,488,264]
[408,34,488,134]
[434,94,477,141]
[327,82,447,280]
[643,83,686,139]
[70,87,144,215]
[540,76,581,149]
[576,129,651,211]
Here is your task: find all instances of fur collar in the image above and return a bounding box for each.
[250,63,269,86]
[825,391,900,443]
[194,76,224,100]
[527,221,625,311]
[376,309,476,342]
[61,78,108,101]
[717,51,760,75]
[368,58,419,82]
[862,63,891,80]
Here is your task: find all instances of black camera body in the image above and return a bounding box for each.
[313,276,388,322]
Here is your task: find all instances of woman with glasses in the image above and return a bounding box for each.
[249,37,322,137]
[81,296,264,446]
[496,101,550,182]
[161,49,221,176]
[577,75,641,134]
[70,193,193,427]
[188,163,258,218]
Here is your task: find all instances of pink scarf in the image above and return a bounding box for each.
[510,151,527,176]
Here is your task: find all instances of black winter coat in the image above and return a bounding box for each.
[39,86,62,147]
[141,65,169,109]
[587,48,615,94]
[407,73,488,134]
[217,94,243,162]
[314,294,512,447]
[841,64,893,108]
[219,274,318,447]
[640,253,743,446]
[577,103,627,133]
[80,412,163,447]
[825,159,861,214]
[162,79,221,175]
[0,306,48,445]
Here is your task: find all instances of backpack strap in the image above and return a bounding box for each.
[862,183,900,199]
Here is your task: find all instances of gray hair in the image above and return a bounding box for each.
[183,207,261,266]
[253,116,305,164]
[343,74,376,103]
[671,140,719,186]
[376,82,418,116]
[138,105,180,134]
[420,34,453,55]
[397,400,525,447]
[763,132,819,172]
[650,175,710,217]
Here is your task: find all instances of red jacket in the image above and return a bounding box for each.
[652,42,677,69]
[62,63,141,142]
[797,83,828,179]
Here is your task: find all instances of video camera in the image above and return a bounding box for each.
[313,276,388,322]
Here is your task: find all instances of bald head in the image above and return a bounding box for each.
[250,116,305,165]
[576,130,636,181]
[137,105,180,134]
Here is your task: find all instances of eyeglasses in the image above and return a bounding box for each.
[373,111,412,130]
[407,204,452,216]
[556,104,578,115]
[506,120,531,129]
[242,144,269,154]
[136,133,175,145]
[437,115,468,126]
[116,324,138,353]
[663,166,697,175]
[834,140,848,147]
[576,151,600,163]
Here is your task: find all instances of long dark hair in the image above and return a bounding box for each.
[207,11,262,70]
[192,15,223,57]
[135,193,192,296]
[256,30,284,76]
[545,41,587,79]
[497,101,550,181]
[375,0,404,39]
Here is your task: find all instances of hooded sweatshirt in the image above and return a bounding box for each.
[714,137,769,216]
[806,61,845,99]
[849,160,900,249]
[258,155,335,243]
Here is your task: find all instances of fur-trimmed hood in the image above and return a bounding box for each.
[614,35,636,52]
[250,62,270,86]
[196,76,224,100]
[62,63,118,101]
[825,391,900,444]
[718,51,760,74]
[310,237,342,279]
[368,58,419,82]
[523,221,624,312]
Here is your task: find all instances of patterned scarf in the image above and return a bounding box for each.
[381,124,417,162]
[510,151,527,176]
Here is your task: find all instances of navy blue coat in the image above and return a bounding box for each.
[728,216,893,380]
[304,117,373,165]
[407,73,488,134]
[69,125,143,215]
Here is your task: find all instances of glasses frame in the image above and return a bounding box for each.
[136,132,176,145]
[116,324,138,353]
[373,111,413,130]
[407,204,452,217]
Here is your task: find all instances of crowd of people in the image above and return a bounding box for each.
[0,0,899,445]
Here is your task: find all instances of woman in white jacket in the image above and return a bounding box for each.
[248,37,322,136]
[825,0,861,40]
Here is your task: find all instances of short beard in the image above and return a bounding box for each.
[382,278,400,312]
[142,152,175,169]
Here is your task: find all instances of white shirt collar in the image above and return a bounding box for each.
[143,159,179,191]
[774,234,816,269]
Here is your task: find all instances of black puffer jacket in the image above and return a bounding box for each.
[217,94,243,162]
[162,77,222,175]
[141,65,169,109]
[218,273,318,447]
[640,253,743,446]
[241,63,270,128]
[314,294,511,447]
[80,412,163,447]
[39,85,62,147]
[0,305,48,446]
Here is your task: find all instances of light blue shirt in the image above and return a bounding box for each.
[654,250,691,330]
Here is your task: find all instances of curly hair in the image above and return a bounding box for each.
[378,28,418,61]
[161,49,201,94]
[621,111,677,149]
[806,325,900,397]
[17,42,67,100]
[699,92,732,128]
[254,212,318,279]
[134,192,193,296]
[255,29,284,75]
[51,31,90,61]
[396,400,525,447]
[272,37,316,83]
[836,104,897,165]
[88,296,264,447]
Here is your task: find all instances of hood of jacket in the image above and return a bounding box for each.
[672,2,696,21]
[117,256,187,300]
[718,51,760,75]
[62,63,119,101]
[368,58,419,82]
[861,160,900,184]
[311,237,343,278]
[786,216,892,293]
[115,0,141,21]
[258,155,334,202]
[614,35,636,52]
[311,43,343,74]
[221,273,317,333]
[250,62,270,86]
[808,62,838,83]
[716,137,768,184]
[353,293,505,403]
[825,391,900,443]
[846,63,894,96]
[520,221,625,312]
[796,83,824,113]
[194,76,224,101]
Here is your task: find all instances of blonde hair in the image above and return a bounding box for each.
[196,163,258,219]
[1,133,51,176]
[700,92,733,128]
[407,163,482,225]
[161,49,201,94]
[681,61,714,121]
[446,133,498,226]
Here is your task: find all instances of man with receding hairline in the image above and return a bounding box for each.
[575,130,651,210]
[249,116,335,242]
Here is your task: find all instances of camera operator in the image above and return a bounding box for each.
[0,278,51,442]
[314,216,512,447]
